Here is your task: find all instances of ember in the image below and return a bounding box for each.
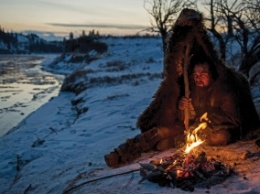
[139,152,232,192]
[138,112,232,191]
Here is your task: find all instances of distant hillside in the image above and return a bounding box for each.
[0,28,64,54]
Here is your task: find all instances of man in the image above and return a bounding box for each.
[104,56,241,168]
[178,57,240,146]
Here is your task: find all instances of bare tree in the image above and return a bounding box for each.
[203,0,260,79]
[144,0,198,55]
[235,0,260,77]
[203,0,240,61]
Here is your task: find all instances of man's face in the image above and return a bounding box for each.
[193,63,211,87]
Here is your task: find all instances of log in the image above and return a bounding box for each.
[195,146,253,161]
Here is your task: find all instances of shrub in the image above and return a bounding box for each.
[61,69,88,94]
[99,60,127,72]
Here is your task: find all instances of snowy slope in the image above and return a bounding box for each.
[0,37,259,194]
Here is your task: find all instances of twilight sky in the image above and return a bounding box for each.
[0,0,151,40]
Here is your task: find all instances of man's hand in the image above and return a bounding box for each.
[178,97,192,110]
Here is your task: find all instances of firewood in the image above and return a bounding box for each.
[197,147,253,161]
[139,151,232,191]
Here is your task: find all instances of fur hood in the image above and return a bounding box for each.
[137,9,260,135]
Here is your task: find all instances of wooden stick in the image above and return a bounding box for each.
[63,168,140,194]
[183,44,191,131]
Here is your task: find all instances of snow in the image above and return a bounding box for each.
[0,37,260,194]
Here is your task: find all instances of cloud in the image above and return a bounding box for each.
[47,23,150,30]
[38,1,89,14]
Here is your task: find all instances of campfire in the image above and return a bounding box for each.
[138,112,232,192]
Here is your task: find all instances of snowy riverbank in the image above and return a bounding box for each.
[0,54,64,136]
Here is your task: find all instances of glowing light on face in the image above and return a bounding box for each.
[193,63,211,87]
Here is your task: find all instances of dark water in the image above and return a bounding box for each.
[0,54,64,136]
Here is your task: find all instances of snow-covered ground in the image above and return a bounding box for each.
[0,37,259,194]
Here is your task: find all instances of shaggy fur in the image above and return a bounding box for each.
[137,9,260,138]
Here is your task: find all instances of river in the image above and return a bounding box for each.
[0,54,64,137]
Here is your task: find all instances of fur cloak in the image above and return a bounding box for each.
[137,9,260,138]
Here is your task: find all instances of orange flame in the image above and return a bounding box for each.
[184,112,208,153]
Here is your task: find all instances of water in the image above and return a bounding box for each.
[0,54,64,136]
